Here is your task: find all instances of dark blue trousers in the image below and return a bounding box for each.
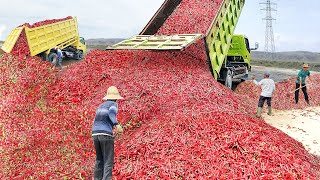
[93,135,114,180]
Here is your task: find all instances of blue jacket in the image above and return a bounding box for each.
[56,49,63,59]
[92,101,119,135]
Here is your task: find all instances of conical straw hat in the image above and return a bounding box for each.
[102,86,123,100]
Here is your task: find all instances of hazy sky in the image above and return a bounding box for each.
[0,0,319,52]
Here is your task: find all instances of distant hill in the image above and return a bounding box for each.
[85,38,124,46]
[251,51,320,71]
[252,51,320,63]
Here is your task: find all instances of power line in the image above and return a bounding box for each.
[260,0,277,58]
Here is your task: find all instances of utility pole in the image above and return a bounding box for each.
[260,0,277,59]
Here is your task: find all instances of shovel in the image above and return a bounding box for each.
[290,84,308,93]
[286,84,308,97]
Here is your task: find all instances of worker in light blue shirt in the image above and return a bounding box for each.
[295,64,311,105]
[92,86,124,180]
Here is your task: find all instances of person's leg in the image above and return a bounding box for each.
[301,85,309,104]
[295,83,300,104]
[100,135,114,180]
[93,136,104,180]
[267,97,272,115]
[58,57,63,70]
[258,96,266,108]
[257,96,266,117]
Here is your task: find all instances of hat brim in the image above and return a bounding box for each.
[102,95,123,100]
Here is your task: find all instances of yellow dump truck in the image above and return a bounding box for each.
[2,17,86,62]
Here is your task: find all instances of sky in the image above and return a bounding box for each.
[0,0,319,52]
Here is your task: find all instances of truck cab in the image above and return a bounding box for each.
[218,34,258,89]
[227,35,256,70]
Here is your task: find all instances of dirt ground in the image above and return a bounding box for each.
[262,107,320,156]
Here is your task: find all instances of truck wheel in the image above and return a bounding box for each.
[48,52,58,65]
[75,50,83,60]
[225,69,233,89]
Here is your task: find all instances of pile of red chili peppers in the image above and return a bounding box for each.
[1,0,320,179]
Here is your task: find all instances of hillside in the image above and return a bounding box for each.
[85,38,124,51]
[252,51,320,63]
[85,38,124,46]
[250,51,320,71]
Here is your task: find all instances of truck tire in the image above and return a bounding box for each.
[224,69,233,89]
[75,50,83,60]
[48,52,58,65]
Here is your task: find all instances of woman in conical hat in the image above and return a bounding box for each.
[91,86,124,179]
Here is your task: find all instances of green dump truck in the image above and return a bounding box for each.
[107,0,258,89]
[222,34,259,88]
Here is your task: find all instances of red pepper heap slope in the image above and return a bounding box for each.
[2,44,319,178]
[0,54,57,178]
[52,41,319,178]
[235,76,320,110]
[1,0,320,179]
[157,0,224,35]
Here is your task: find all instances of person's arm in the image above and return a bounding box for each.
[299,76,303,88]
[308,71,312,82]
[109,105,124,133]
[254,79,264,86]
[252,75,262,86]
[273,81,276,92]
[298,71,302,88]
[108,105,119,125]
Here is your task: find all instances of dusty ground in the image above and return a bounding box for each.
[262,107,320,156]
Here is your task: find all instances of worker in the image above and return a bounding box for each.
[92,86,124,180]
[55,47,63,71]
[252,72,276,117]
[295,63,311,105]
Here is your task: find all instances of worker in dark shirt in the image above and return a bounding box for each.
[92,86,124,180]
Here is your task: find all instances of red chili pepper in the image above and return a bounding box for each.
[1,1,320,179]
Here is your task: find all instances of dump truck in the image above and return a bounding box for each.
[1,17,86,63]
[107,0,257,89]
[223,34,259,88]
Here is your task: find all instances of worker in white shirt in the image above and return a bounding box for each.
[252,72,276,117]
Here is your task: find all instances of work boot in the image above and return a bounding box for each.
[256,107,262,118]
[267,106,272,116]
